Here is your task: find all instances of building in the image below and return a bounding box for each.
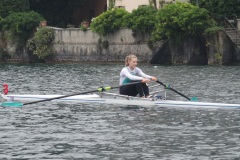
[72,0,107,27]
[112,0,189,12]
[73,0,189,27]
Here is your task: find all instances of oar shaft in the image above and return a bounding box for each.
[23,81,142,105]
[169,88,191,100]
[156,80,191,100]
[23,90,98,105]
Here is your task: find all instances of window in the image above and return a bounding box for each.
[116,6,125,9]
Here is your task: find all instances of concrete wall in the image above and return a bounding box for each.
[51,28,152,62]
[207,31,240,65]
[150,30,240,65]
[237,19,240,31]
[2,28,239,65]
[150,36,208,65]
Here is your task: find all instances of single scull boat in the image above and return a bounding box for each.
[1,82,240,108]
[1,92,240,108]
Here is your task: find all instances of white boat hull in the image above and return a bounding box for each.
[1,94,100,102]
[102,99,240,108]
[1,93,240,108]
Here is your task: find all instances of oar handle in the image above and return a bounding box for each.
[156,80,191,100]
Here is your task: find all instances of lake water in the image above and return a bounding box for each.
[0,63,240,159]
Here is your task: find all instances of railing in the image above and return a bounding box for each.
[224,16,239,46]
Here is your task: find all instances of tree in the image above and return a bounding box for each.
[91,8,128,36]
[27,27,55,59]
[189,0,240,19]
[153,2,215,42]
[0,0,29,18]
[1,11,44,41]
[124,6,157,33]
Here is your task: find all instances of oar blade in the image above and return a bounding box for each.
[0,101,23,107]
[190,97,198,101]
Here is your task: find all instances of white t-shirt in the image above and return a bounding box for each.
[119,67,152,85]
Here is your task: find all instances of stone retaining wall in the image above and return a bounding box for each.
[51,28,152,62]
[1,28,239,65]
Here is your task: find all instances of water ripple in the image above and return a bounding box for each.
[0,63,240,159]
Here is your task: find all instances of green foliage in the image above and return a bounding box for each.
[1,11,44,41]
[90,8,129,36]
[204,26,224,35]
[27,27,55,59]
[153,2,216,42]
[189,0,240,19]
[123,6,157,33]
[215,52,222,60]
[0,0,29,18]
[80,25,87,31]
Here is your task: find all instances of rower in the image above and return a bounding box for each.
[119,54,157,98]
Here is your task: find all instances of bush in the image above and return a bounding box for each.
[204,26,224,35]
[90,8,129,36]
[124,6,157,33]
[153,2,216,42]
[27,27,55,59]
[1,11,44,40]
[80,25,87,31]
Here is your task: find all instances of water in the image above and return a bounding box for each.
[0,63,240,159]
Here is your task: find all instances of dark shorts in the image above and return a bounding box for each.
[119,82,149,97]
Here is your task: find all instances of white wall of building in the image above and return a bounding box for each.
[113,0,189,12]
[115,0,150,12]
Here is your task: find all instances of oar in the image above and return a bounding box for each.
[156,80,197,101]
[0,82,141,107]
